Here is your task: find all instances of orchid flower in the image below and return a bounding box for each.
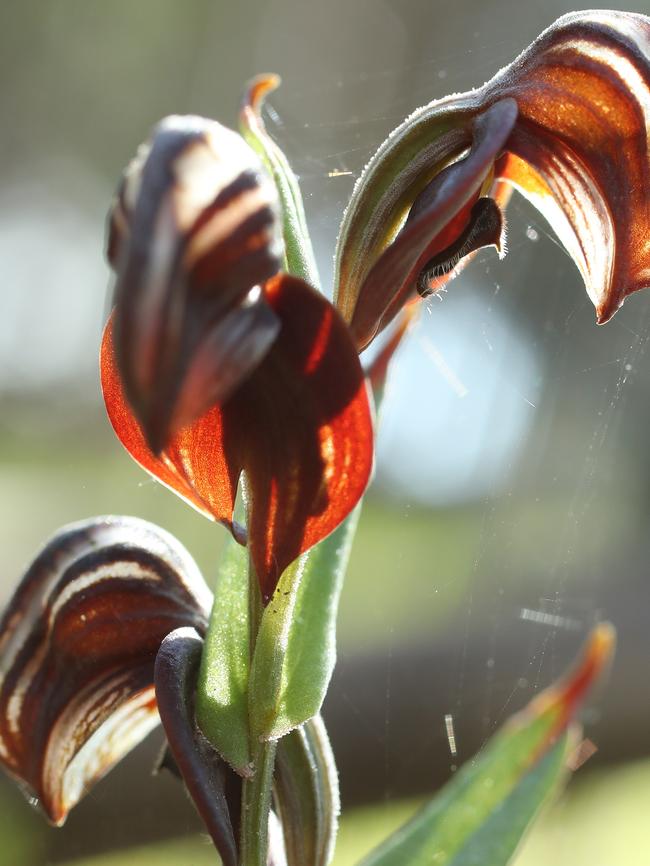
[335,10,650,349]
[102,113,374,603]
[0,517,329,866]
[0,517,211,826]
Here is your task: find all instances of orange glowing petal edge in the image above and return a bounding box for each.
[102,274,374,602]
[101,316,238,534]
[229,274,374,600]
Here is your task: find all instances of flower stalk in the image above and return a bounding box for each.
[241,527,276,865]
[240,738,278,866]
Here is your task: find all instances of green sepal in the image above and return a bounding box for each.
[333,97,478,323]
[195,531,252,776]
[240,75,321,290]
[275,715,340,866]
[358,624,614,866]
[248,505,361,742]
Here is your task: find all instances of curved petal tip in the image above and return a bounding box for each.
[0,516,211,823]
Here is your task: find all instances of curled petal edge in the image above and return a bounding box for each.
[0,516,211,824]
[102,274,374,602]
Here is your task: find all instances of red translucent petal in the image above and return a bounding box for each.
[102,317,240,537]
[102,274,374,601]
[227,274,374,600]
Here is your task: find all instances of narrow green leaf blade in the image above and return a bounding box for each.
[249,506,360,742]
[447,739,565,866]
[359,624,615,866]
[360,733,567,866]
[240,75,321,289]
[196,533,252,775]
[275,715,340,866]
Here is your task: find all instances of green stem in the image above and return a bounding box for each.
[240,545,276,865]
[239,738,278,866]
[248,560,263,659]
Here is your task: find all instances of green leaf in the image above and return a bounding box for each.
[445,739,565,865]
[240,74,321,290]
[249,505,361,742]
[358,624,615,866]
[195,532,252,775]
[275,715,340,866]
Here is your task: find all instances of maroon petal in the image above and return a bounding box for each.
[484,11,650,322]
[102,274,374,602]
[336,11,650,347]
[108,115,283,450]
[155,629,238,866]
[168,291,280,443]
[0,516,211,824]
[225,274,374,601]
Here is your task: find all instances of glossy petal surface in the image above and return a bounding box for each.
[0,516,211,824]
[102,274,374,601]
[108,114,282,450]
[486,10,650,322]
[336,10,650,347]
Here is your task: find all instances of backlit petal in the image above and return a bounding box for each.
[485,11,650,321]
[0,517,211,824]
[108,115,282,450]
[101,319,242,539]
[336,11,650,346]
[226,274,374,601]
[102,275,374,602]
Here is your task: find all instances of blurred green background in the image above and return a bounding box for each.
[2,1,650,863]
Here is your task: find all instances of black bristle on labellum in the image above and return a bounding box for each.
[417,197,503,297]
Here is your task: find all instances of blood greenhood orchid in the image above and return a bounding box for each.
[102,116,373,603]
[0,517,211,825]
[335,10,650,350]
